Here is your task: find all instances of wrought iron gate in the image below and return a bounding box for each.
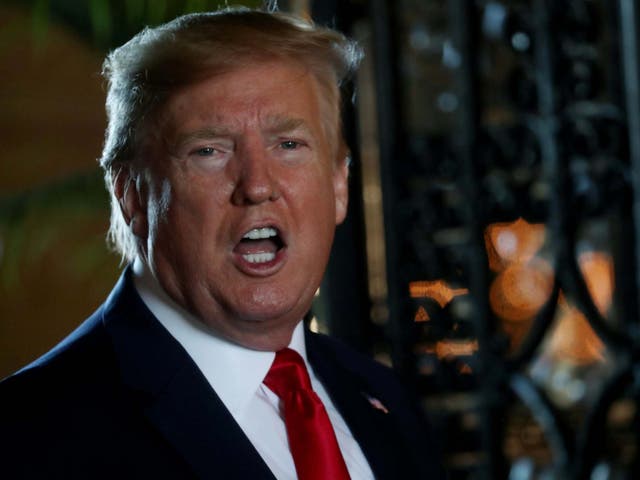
[318,0,640,478]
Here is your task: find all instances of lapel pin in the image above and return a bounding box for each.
[364,394,389,414]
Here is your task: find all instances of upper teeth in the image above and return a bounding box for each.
[243,227,277,240]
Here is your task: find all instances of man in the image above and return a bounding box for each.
[0,8,445,479]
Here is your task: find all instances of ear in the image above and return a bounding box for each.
[333,151,350,225]
[113,167,149,240]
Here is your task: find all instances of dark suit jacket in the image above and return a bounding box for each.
[0,269,445,479]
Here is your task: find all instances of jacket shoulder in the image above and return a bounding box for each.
[308,332,449,479]
[0,309,119,419]
[308,332,406,395]
[1,310,110,388]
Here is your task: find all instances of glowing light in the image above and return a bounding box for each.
[409,279,469,307]
[544,250,614,366]
[414,306,430,322]
[546,296,605,364]
[435,340,479,359]
[489,258,554,322]
[496,230,518,257]
[485,218,553,324]
[579,251,614,315]
[458,363,473,374]
[485,217,546,271]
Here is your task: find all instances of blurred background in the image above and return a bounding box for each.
[2,0,640,478]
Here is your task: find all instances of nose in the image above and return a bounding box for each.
[231,141,279,205]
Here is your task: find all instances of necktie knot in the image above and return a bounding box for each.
[264,348,312,397]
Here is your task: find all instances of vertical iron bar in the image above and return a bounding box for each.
[530,1,577,476]
[618,1,640,476]
[607,0,640,335]
[531,0,563,262]
[619,0,640,333]
[449,0,504,478]
[311,0,372,352]
[369,0,412,377]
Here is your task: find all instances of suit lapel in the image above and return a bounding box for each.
[102,269,276,480]
[143,362,275,480]
[306,332,405,480]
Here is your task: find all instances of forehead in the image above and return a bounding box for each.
[157,61,325,132]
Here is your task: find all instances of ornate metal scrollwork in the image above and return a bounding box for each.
[359,0,640,478]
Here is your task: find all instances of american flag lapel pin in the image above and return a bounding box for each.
[364,393,389,414]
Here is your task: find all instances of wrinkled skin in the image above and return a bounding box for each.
[116,61,348,350]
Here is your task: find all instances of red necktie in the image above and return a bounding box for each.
[264,348,351,480]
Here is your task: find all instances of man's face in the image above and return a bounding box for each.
[128,61,348,350]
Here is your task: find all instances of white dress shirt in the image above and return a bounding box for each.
[132,259,374,479]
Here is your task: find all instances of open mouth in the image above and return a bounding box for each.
[234,226,285,264]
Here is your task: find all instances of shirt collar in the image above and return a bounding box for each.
[131,258,307,417]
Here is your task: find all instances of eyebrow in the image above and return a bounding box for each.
[168,127,234,152]
[177,127,234,142]
[263,115,311,136]
[166,115,313,152]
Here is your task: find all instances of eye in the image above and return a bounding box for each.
[195,147,216,156]
[280,140,300,150]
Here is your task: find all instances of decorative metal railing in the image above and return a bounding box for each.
[329,0,640,478]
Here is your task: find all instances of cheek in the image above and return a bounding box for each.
[152,179,172,217]
[296,176,339,236]
[150,179,211,244]
[144,178,172,237]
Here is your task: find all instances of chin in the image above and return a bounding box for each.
[234,304,301,326]
[231,332,294,352]
[236,285,311,321]
[208,311,300,351]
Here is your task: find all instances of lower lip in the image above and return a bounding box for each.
[232,247,287,276]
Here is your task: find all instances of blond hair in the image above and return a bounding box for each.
[99,8,362,261]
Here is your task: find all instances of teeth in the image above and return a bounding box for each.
[243,227,277,240]
[243,252,276,263]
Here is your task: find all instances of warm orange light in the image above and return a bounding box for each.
[546,294,605,364]
[485,217,546,272]
[490,258,554,322]
[411,218,613,368]
[485,218,554,325]
[579,251,614,315]
[414,306,430,322]
[458,363,473,374]
[415,343,437,355]
[544,252,613,365]
[435,339,479,359]
[409,279,469,306]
